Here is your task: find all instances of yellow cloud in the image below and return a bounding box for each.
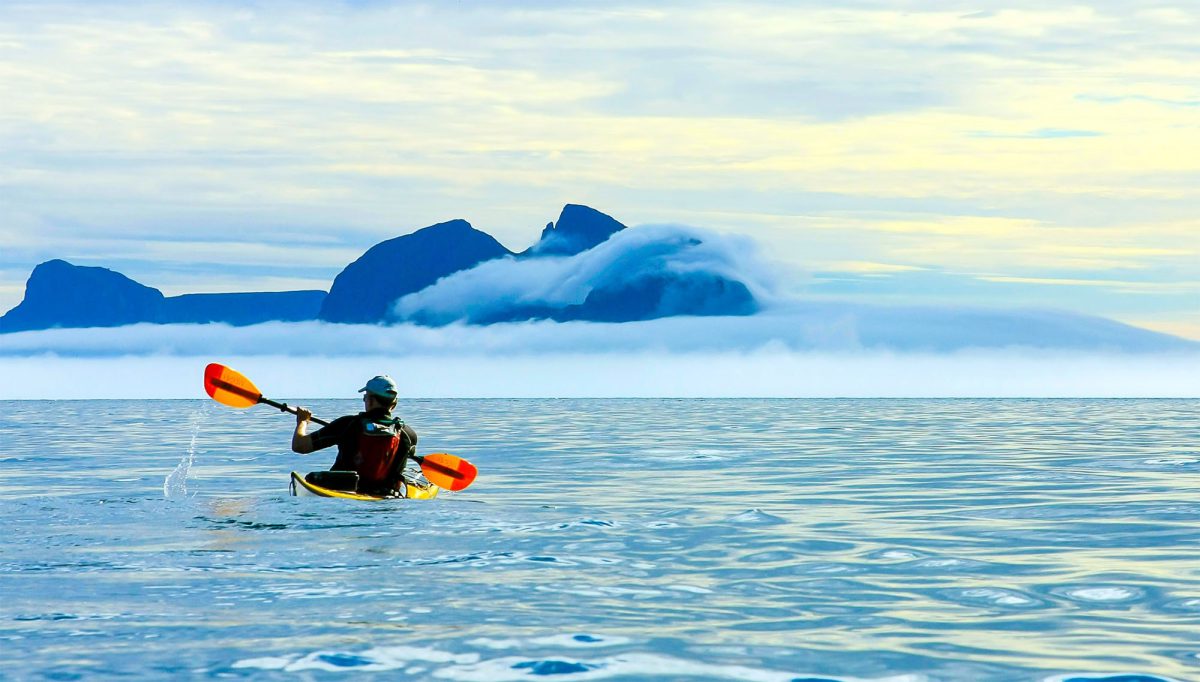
[824,261,928,274]
[1127,317,1200,342]
[6,5,1197,211]
[2,2,1197,332]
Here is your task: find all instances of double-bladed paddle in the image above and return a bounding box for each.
[203,362,477,491]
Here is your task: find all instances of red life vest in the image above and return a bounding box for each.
[352,416,406,489]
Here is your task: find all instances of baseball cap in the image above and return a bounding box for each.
[359,375,398,399]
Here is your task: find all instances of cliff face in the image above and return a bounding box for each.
[318,219,513,324]
[0,260,166,332]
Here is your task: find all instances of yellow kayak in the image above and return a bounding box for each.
[289,471,439,501]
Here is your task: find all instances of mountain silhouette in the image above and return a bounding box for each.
[0,260,165,332]
[163,291,325,325]
[0,259,325,333]
[319,219,513,324]
[3,206,655,332]
[1,204,1191,353]
[398,226,760,325]
[572,271,756,322]
[521,204,627,257]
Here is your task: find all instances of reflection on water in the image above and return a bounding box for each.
[0,398,1197,681]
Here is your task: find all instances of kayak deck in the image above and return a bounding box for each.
[290,471,439,501]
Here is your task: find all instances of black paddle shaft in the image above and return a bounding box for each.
[258,396,331,427]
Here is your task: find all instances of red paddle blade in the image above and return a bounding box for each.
[204,363,263,408]
[419,453,478,491]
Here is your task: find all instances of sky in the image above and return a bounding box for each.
[0,1,1197,397]
[0,0,1197,335]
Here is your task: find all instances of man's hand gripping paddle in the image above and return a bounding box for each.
[203,363,477,491]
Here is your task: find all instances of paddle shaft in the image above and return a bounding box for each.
[264,396,331,427]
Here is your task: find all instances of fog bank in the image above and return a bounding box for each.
[2,351,1196,399]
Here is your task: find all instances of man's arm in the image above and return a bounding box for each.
[399,425,418,468]
[384,425,419,491]
[292,407,315,454]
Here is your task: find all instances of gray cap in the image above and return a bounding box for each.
[358,375,398,399]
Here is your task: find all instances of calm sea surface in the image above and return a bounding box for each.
[1,399,1198,681]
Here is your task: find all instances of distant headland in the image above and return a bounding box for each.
[0,204,755,333]
[1,204,1195,354]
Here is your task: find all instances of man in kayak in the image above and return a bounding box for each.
[290,375,419,496]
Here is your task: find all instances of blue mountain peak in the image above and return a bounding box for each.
[318,219,513,324]
[526,204,626,256]
[0,259,165,332]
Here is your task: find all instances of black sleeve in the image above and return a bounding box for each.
[403,424,418,453]
[384,425,418,487]
[309,415,356,452]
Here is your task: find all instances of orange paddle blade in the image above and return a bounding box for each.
[204,363,263,408]
[419,453,478,492]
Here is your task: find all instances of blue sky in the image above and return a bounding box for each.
[0,0,1197,342]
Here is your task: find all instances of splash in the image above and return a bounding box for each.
[163,406,204,499]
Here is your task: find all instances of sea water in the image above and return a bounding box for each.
[1,398,1198,681]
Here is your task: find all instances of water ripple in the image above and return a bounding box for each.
[4,398,1200,681]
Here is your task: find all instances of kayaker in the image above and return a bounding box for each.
[290,375,418,496]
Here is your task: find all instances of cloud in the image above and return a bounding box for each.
[0,295,1192,360]
[0,1,1198,334]
[800,265,1200,328]
[391,224,776,324]
[0,202,1192,353]
[969,128,1104,139]
[1,350,1196,399]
